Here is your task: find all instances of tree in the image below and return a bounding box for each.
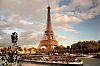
[67,46,70,49]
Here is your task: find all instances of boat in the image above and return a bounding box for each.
[93,52,100,58]
[22,55,83,66]
[33,60,83,66]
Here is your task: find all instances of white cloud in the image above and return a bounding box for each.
[58,0,100,20]
[51,13,80,33]
[57,35,67,41]
[71,0,93,8]
[54,13,82,23]
[19,20,33,25]
[63,27,77,33]
[56,25,79,33]
[0,36,3,40]
[2,28,25,35]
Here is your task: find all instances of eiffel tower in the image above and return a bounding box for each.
[38,6,58,51]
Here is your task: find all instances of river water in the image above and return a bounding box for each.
[0,57,100,66]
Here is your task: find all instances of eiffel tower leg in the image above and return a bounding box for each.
[38,44,42,49]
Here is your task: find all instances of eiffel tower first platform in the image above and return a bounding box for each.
[38,6,58,51]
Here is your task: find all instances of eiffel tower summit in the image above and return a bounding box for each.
[38,6,58,51]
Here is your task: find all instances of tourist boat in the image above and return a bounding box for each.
[33,59,83,66]
[22,55,83,66]
[38,56,83,66]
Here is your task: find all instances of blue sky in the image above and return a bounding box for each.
[0,0,99,47]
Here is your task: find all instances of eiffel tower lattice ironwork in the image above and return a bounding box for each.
[38,6,58,51]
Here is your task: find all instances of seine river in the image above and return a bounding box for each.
[22,58,100,66]
[0,57,100,66]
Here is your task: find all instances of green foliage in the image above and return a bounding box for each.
[71,40,100,54]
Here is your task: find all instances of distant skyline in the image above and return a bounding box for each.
[0,0,100,48]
